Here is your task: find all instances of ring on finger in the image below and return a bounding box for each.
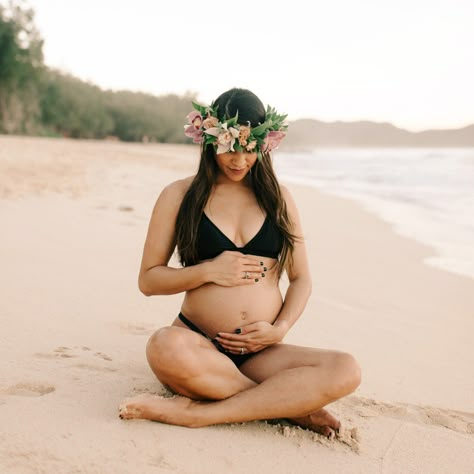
[240,347,246,354]
[243,271,249,279]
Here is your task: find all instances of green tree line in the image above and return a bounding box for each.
[0,1,195,142]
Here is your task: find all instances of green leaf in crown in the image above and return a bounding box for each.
[192,102,208,116]
[225,112,239,128]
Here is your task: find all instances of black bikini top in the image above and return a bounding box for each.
[196,213,283,261]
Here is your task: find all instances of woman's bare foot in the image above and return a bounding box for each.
[118,394,196,426]
[119,394,341,438]
[288,408,341,439]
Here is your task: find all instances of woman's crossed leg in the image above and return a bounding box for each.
[119,326,361,438]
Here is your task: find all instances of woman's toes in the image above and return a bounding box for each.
[317,424,336,439]
[118,398,140,419]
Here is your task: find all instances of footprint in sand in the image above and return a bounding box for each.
[118,321,156,336]
[34,346,116,372]
[35,345,92,359]
[34,346,79,359]
[95,351,113,361]
[148,455,178,471]
[1,383,55,397]
[73,363,116,373]
[340,395,474,435]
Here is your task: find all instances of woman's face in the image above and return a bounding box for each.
[215,150,258,182]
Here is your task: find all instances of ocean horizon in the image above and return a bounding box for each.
[275,147,474,281]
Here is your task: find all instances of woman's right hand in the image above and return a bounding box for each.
[206,251,266,287]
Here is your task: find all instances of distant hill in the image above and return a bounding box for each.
[282,119,474,149]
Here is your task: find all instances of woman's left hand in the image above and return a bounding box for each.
[215,321,284,355]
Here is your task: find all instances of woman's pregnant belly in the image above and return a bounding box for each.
[179,264,283,338]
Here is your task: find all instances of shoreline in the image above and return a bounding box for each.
[281,174,474,281]
[275,145,474,282]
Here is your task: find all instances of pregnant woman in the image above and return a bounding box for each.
[119,88,361,438]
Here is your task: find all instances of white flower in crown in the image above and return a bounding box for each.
[204,122,240,154]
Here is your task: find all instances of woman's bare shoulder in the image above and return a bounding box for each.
[148,176,195,220]
[279,183,297,210]
[154,175,194,206]
[279,183,304,230]
[161,175,194,197]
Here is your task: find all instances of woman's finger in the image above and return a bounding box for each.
[226,347,253,354]
[241,256,264,266]
[219,343,248,353]
[237,277,259,286]
[238,321,266,333]
[237,273,262,284]
[243,264,267,274]
[215,338,247,348]
[216,332,250,341]
[226,345,266,355]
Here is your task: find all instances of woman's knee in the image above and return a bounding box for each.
[146,327,196,375]
[328,351,362,398]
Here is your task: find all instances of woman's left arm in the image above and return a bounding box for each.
[216,185,312,353]
[269,184,312,338]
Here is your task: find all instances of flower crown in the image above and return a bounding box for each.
[184,101,288,159]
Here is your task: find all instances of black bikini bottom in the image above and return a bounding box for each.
[178,312,254,367]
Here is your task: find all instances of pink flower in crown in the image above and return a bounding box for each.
[238,125,251,146]
[245,140,257,152]
[205,123,240,154]
[261,130,286,153]
[184,111,203,143]
[202,116,219,129]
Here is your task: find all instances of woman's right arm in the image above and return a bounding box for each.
[138,179,261,296]
[137,178,208,296]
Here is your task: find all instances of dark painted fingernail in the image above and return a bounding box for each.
[261,273,265,277]
[235,328,242,334]
[263,267,267,272]
[255,278,259,282]
[260,261,264,266]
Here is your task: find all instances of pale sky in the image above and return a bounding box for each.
[21,0,474,131]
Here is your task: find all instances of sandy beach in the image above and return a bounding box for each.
[1,135,473,474]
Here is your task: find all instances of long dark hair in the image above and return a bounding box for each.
[175,88,297,278]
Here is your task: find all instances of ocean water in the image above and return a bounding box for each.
[274,148,474,280]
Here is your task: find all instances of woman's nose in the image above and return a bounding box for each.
[232,152,246,163]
